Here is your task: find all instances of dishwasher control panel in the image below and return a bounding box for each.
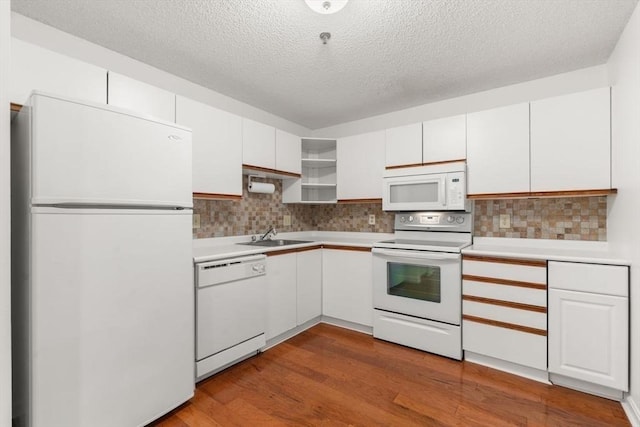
[197,254,267,288]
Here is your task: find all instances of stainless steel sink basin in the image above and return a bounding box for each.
[238,239,312,247]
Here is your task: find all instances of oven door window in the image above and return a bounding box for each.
[387,262,441,302]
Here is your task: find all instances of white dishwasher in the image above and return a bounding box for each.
[196,254,267,380]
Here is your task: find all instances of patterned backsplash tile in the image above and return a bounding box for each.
[194,176,607,241]
[474,197,607,241]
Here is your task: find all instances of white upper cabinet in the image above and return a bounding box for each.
[385,123,422,168]
[107,72,175,122]
[422,115,466,164]
[176,96,242,197]
[530,87,611,192]
[275,129,302,175]
[337,130,386,200]
[242,118,276,170]
[11,38,107,105]
[467,103,530,195]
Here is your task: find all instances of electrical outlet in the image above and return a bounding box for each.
[499,214,511,229]
[193,214,200,229]
[283,215,291,226]
[368,214,376,225]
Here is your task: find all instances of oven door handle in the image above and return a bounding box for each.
[372,248,460,261]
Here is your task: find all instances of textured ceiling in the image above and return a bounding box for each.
[11,0,638,129]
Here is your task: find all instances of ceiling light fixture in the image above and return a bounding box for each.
[305,0,349,15]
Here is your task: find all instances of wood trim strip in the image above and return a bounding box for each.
[463,315,547,336]
[385,163,424,170]
[385,159,466,170]
[337,198,382,204]
[463,254,547,267]
[242,164,302,178]
[266,248,300,257]
[296,245,323,253]
[322,244,372,252]
[193,192,242,201]
[463,295,546,313]
[10,103,22,113]
[462,274,547,290]
[468,188,617,200]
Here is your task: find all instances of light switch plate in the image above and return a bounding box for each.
[499,214,510,229]
[368,214,376,225]
[193,214,200,229]
[283,215,291,226]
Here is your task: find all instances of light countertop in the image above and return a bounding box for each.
[193,231,394,263]
[463,237,631,266]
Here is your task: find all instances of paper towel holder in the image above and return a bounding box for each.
[248,175,275,194]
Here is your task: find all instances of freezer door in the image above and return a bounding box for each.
[30,93,192,207]
[28,208,193,427]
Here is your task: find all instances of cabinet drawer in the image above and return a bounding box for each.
[463,300,546,330]
[463,258,546,284]
[463,320,547,370]
[548,261,628,296]
[463,279,546,307]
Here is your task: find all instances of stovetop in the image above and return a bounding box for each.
[374,237,471,253]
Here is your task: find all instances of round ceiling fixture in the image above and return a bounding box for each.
[305,0,349,14]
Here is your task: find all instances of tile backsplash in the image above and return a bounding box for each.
[474,197,607,241]
[194,176,607,241]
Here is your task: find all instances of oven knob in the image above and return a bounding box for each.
[399,216,406,223]
[408,216,414,223]
[456,216,465,224]
[447,215,455,223]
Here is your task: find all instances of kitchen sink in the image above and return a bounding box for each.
[238,239,312,247]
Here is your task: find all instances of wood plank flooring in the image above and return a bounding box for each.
[151,323,629,426]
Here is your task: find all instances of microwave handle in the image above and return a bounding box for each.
[372,248,460,261]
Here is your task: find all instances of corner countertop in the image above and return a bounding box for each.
[462,237,631,266]
[192,231,395,263]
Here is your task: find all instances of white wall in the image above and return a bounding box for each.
[0,3,11,427]
[607,2,640,424]
[312,65,609,138]
[10,13,311,137]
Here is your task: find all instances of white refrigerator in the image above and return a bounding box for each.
[11,92,194,427]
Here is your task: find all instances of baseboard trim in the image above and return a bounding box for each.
[622,395,640,427]
[464,351,551,384]
[320,316,373,335]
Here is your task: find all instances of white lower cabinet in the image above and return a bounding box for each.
[296,248,322,324]
[265,252,297,340]
[462,255,548,372]
[548,261,629,394]
[322,248,373,327]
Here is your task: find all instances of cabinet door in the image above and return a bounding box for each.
[11,38,107,105]
[296,249,322,325]
[467,103,530,195]
[422,115,466,164]
[176,96,242,197]
[337,131,385,200]
[385,123,422,168]
[548,289,628,391]
[242,118,276,170]
[322,249,373,327]
[266,253,297,340]
[530,87,610,192]
[108,72,175,122]
[275,129,301,175]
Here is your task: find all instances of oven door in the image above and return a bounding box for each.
[372,248,461,325]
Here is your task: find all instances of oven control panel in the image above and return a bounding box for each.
[395,211,472,232]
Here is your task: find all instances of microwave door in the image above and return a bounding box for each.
[383,175,445,211]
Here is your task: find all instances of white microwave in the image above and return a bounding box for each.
[382,162,468,211]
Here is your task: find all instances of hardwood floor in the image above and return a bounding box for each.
[151,323,629,426]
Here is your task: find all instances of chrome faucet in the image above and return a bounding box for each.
[260,226,277,241]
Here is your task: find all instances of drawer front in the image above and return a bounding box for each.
[463,300,546,330]
[463,320,547,370]
[463,279,546,307]
[463,259,546,284]
[548,261,628,296]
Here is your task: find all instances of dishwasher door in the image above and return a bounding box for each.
[196,254,267,362]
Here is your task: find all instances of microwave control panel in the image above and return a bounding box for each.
[446,172,466,210]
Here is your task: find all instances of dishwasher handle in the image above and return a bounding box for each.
[197,254,267,288]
